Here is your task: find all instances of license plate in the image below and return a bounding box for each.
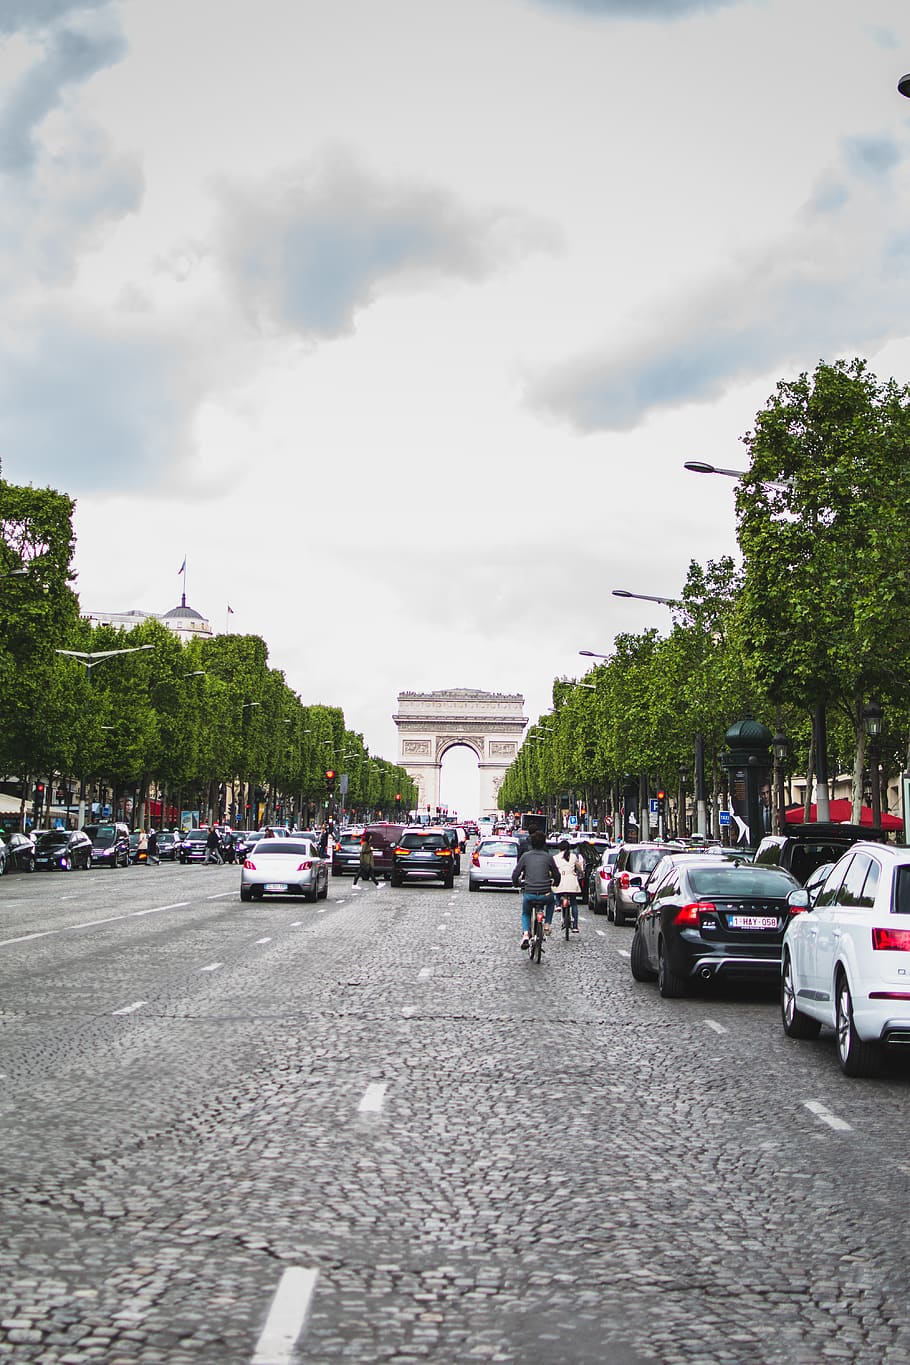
[264,882,287,892]
[729,915,778,930]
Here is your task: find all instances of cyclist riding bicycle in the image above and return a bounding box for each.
[511,829,561,950]
[554,838,585,933]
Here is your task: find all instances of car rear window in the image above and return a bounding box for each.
[687,867,798,898]
[252,841,313,856]
[479,841,519,855]
[37,832,67,848]
[338,837,362,850]
[400,833,444,850]
[628,849,665,873]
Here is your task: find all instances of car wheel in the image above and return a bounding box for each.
[657,938,686,999]
[613,905,624,927]
[781,951,821,1039]
[26,855,35,874]
[240,885,252,902]
[318,877,328,900]
[390,872,402,888]
[443,875,454,889]
[469,880,479,892]
[835,971,880,1078]
[630,928,657,982]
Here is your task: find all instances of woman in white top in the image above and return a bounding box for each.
[554,838,585,932]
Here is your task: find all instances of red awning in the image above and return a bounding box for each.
[784,798,903,831]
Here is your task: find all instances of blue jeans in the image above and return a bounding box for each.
[522,891,555,934]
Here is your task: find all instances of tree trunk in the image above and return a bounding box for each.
[850,703,865,825]
[803,731,815,825]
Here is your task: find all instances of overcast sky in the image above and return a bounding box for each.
[3,0,910,815]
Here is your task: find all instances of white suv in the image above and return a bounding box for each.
[782,842,910,1077]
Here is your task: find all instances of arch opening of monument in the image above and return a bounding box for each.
[394,689,527,820]
[438,743,482,821]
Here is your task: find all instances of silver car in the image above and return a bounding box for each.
[469,837,521,892]
[240,837,329,903]
[588,846,620,913]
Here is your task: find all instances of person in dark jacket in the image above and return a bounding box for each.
[352,831,380,888]
[511,829,561,950]
[205,826,222,865]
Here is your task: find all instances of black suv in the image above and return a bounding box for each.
[391,829,456,888]
[83,821,131,868]
[753,824,886,887]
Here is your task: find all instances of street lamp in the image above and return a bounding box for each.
[684,460,746,480]
[0,568,27,580]
[612,588,679,607]
[55,645,156,825]
[772,729,790,836]
[579,650,611,660]
[862,699,883,827]
[899,74,910,98]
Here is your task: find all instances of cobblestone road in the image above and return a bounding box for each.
[1,857,909,1364]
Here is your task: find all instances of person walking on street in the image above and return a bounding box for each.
[352,831,381,888]
[205,826,222,865]
[554,838,585,932]
[146,829,159,865]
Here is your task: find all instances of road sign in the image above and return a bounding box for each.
[719,810,731,827]
[649,798,659,815]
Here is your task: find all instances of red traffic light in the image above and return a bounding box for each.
[395,793,401,801]
[657,790,666,800]
[325,769,336,781]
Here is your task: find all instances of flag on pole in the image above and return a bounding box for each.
[178,558,186,575]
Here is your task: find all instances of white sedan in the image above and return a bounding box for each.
[240,837,329,903]
[468,837,521,892]
[781,841,910,1077]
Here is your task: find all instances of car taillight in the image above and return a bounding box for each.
[674,902,715,927]
[435,849,452,857]
[620,872,630,888]
[297,860,312,871]
[394,846,408,855]
[472,851,480,866]
[244,859,256,870]
[872,927,910,951]
[599,869,611,882]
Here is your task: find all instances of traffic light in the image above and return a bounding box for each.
[656,789,666,818]
[35,781,45,807]
[325,769,336,783]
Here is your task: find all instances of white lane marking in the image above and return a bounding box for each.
[290,921,302,927]
[704,1019,728,1035]
[595,929,605,938]
[804,1099,852,1132]
[251,1266,318,1365]
[317,906,328,914]
[617,949,631,958]
[199,962,222,973]
[418,966,433,979]
[112,1001,148,1016]
[358,1082,388,1114]
[402,1005,417,1017]
[207,892,236,900]
[0,902,191,948]
[437,924,448,931]
[579,917,588,924]
[256,938,272,945]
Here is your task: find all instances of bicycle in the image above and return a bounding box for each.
[528,902,546,963]
[558,893,572,941]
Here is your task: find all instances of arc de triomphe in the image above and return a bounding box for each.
[394,689,527,818]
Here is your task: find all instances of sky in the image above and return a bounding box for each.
[3,0,910,816]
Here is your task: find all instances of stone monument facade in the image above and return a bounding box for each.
[393,689,527,819]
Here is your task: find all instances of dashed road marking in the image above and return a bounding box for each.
[256,937,272,945]
[112,1001,148,1016]
[0,902,191,949]
[207,892,236,900]
[437,924,448,931]
[595,929,605,938]
[251,1266,318,1365]
[199,962,222,973]
[704,1019,728,1035]
[290,921,302,927]
[418,966,433,980]
[617,948,631,958]
[358,1082,388,1114]
[402,1005,417,1017]
[804,1099,852,1132]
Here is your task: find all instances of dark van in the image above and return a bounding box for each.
[83,821,131,868]
[362,823,407,880]
[754,824,887,886]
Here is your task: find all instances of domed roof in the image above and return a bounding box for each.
[163,593,205,622]
[725,716,773,749]
[163,603,205,621]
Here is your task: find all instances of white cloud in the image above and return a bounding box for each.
[215,148,561,339]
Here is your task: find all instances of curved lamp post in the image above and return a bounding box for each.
[899,74,910,98]
[862,699,883,828]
